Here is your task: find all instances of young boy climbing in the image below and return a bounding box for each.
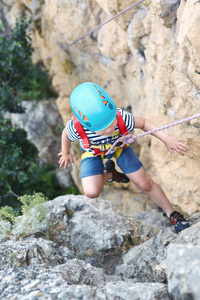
[58,82,190,233]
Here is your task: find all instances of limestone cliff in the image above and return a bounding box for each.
[2,0,200,214]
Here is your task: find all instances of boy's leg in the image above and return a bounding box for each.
[125,167,174,217]
[82,172,112,198]
[81,156,112,198]
[117,146,189,232]
[117,146,174,217]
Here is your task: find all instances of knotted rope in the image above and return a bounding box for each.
[106,113,200,155]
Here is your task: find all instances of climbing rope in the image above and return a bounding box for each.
[38,0,145,64]
[106,113,200,155]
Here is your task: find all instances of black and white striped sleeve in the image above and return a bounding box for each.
[66,118,79,141]
[118,108,135,132]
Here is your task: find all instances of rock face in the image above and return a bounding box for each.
[0,195,200,299]
[5,100,74,189]
[166,243,200,300]
[1,1,200,213]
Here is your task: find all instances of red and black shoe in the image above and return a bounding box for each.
[104,160,130,184]
[164,211,190,233]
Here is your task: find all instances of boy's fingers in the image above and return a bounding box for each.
[167,147,175,156]
[59,156,63,163]
[178,139,187,142]
[178,145,189,152]
[178,141,189,149]
[176,149,184,156]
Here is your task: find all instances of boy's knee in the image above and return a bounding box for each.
[136,178,152,193]
[84,189,101,199]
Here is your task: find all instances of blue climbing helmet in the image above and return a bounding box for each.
[70,82,117,131]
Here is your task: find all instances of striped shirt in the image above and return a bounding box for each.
[66,108,135,154]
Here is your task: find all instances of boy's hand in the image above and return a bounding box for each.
[164,136,189,156]
[58,152,74,168]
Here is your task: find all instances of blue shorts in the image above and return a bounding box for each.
[81,146,143,179]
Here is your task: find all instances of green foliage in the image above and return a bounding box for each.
[0,18,79,210]
[18,192,48,215]
[0,193,48,225]
[77,252,85,260]
[0,206,17,224]
[0,18,54,114]
[18,192,49,223]
[0,193,49,241]
[0,118,38,192]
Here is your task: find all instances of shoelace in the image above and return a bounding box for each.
[170,212,185,225]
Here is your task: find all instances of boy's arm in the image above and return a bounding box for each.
[134,116,189,156]
[58,127,74,168]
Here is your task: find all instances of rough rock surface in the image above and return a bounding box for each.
[4,195,159,252]
[166,243,200,300]
[116,214,200,284]
[5,100,74,189]
[5,100,62,165]
[0,264,171,300]
[0,195,200,299]
[1,0,200,214]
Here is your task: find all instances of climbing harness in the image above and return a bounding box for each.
[106,113,200,155]
[73,110,129,159]
[37,0,145,64]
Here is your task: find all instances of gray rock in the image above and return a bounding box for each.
[133,209,171,229]
[175,221,200,245]
[116,228,177,283]
[5,100,62,165]
[68,197,133,252]
[153,0,181,28]
[62,195,158,252]
[100,281,172,300]
[1,194,200,300]
[11,195,151,254]
[0,238,74,270]
[4,99,74,188]
[0,265,97,300]
[116,217,200,283]
[56,167,75,188]
[11,197,71,243]
[166,243,200,300]
[0,262,171,300]
[56,259,107,287]
[0,220,12,243]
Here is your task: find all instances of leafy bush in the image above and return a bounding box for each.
[0,193,49,240]
[0,118,38,199]
[0,206,17,224]
[0,18,54,114]
[18,192,48,214]
[0,18,79,210]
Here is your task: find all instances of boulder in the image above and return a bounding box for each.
[166,243,200,300]
[116,215,200,283]
[10,195,159,254]
[0,196,200,299]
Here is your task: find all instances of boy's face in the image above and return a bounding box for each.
[95,117,117,136]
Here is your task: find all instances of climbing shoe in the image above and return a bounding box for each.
[164,211,190,233]
[104,159,130,183]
